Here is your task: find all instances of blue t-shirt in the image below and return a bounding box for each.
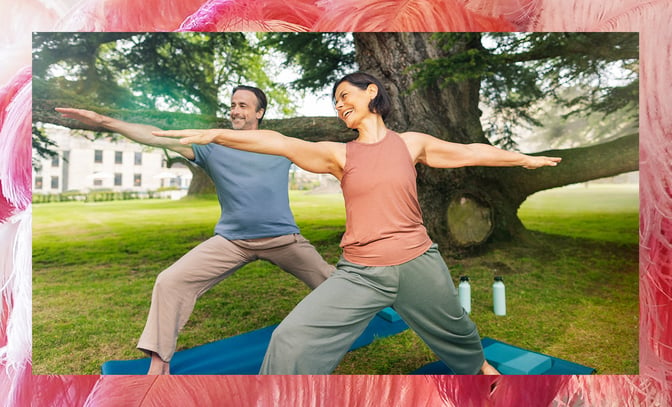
[192,143,300,239]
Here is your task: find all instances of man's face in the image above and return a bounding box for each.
[230,90,264,130]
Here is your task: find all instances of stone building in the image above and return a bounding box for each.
[33,126,192,197]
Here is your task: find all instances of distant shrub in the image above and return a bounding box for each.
[32,190,160,203]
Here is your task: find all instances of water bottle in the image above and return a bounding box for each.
[493,276,506,316]
[458,276,471,314]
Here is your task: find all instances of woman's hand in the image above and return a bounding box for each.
[521,155,562,169]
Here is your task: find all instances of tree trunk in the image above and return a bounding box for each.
[186,166,215,195]
[353,33,504,252]
[165,155,215,195]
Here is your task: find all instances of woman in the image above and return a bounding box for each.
[154,72,561,374]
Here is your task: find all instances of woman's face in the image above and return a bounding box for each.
[334,81,377,128]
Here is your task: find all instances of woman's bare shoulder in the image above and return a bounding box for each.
[397,131,432,163]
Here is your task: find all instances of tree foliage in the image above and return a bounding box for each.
[409,33,638,149]
[33,32,637,149]
[259,33,356,92]
[261,32,638,150]
[32,32,295,117]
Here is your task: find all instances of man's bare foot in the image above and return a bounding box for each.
[147,352,170,375]
[479,360,500,375]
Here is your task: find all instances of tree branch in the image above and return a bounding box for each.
[34,96,355,142]
[264,117,356,142]
[494,133,639,202]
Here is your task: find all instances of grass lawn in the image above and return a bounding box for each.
[32,184,639,375]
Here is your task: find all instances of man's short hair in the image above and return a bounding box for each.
[232,85,268,125]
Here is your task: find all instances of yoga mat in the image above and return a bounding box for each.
[102,308,409,375]
[411,337,596,375]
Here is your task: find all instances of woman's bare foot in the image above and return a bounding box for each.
[479,361,500,395]
[147,352,171,375]
[479,360,500,375]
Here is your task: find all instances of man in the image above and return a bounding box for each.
[56,85,334,374]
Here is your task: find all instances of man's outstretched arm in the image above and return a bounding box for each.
[55,107,195,160]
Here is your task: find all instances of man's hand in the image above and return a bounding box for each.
[55,107,109,128]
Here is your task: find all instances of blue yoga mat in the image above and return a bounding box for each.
[411,337,596,375]
[102,308,409,375]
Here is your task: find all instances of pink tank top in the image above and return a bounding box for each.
[340,130,433,266]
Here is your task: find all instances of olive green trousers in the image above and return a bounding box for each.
[260,244,485,374]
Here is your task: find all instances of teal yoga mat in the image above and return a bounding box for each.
[411,337,596,375]
[102,309,594,375]
[102,307,409,375]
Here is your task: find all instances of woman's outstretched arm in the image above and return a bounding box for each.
[404,131,561,169]
[153,128,346,179]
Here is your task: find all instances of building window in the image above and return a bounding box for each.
[114,173,122,186]
[35,177,43,190]
[115,151,123,164]
[133,173,142,187]
[51,155,60,167]
[134,152,142,165]
[50,176,59,189]
[94,150,103,163]
[93,179,103,187]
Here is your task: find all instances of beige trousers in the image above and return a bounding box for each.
[137,233,334,362]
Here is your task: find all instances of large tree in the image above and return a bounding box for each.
[33,32,638,253]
